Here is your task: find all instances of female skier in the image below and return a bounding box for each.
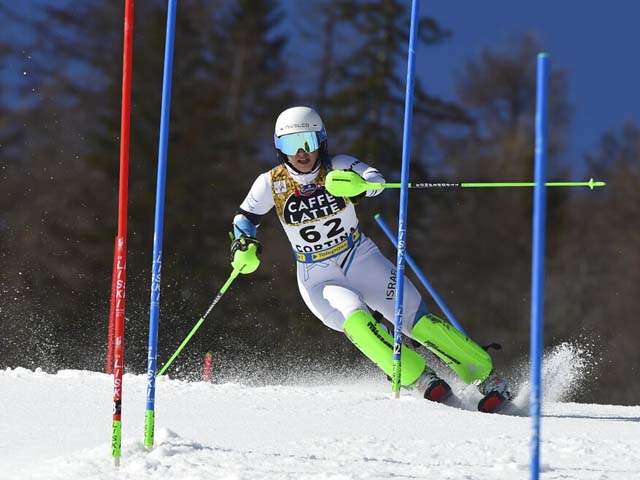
[230,106,512,412]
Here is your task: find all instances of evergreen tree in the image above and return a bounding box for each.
[413,35,572,355]
[0,2,124,368]
[0,0,298,371]
[310,0,469,173]
[546,121,640,404]
[1,3,636,404]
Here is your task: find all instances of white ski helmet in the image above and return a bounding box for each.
[273,106,327,157]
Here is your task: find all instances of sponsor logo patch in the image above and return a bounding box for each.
[283,189,346,224]
[273,180,287,194]
[295,184,318,197]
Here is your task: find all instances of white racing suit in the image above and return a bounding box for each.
[233,154,427,335]
[233,154,498,394]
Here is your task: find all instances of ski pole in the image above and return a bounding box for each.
[325,170,606,198]
[156,266,243,377]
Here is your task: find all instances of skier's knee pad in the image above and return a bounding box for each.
[343,310,425,386]
[410,314,493,384]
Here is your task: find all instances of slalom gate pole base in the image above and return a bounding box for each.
[144,409,155,449]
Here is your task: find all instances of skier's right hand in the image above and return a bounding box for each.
[230,237,261,274]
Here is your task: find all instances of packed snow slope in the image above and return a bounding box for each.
[1,344,639,480]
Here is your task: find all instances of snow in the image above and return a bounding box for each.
[2,344,639,480]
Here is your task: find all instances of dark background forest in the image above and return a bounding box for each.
[1,0,638,405]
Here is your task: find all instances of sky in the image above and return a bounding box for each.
[286,1,639,175]
[416,1,640,172]
[3,343,640,479]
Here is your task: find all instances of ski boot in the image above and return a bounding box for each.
[477,372,512,413]
[414,369,452,403]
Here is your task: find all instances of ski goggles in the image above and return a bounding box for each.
[274,131,325,155]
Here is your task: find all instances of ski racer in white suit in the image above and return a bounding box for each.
[230,106,512,412]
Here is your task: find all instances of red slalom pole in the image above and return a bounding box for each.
[202,352,213,382]
[110,0,134,467]
[106,238,119,374]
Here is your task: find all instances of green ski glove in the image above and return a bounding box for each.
[230,237,261,274]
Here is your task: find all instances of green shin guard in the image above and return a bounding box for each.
[411,314,493,384]
[343,310,425,386]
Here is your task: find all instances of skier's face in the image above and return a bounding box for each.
[287,148,319,173]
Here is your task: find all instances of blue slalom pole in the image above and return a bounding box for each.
[530,52,549,480]
[145,0,178,449]
[374,213,466,335]
[391,0,420,398]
